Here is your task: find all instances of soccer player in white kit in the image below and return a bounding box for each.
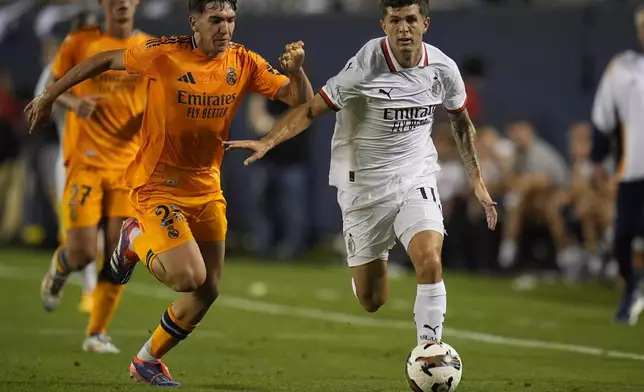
[226,0,498,345]
[591,5,644,325]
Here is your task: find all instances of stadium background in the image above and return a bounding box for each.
[0,0,639,271]
[2,1,644,391]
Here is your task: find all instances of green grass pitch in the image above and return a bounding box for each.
[0,248,643,392]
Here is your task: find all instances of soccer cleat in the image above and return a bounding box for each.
[82,334,121,354]
[615,291,644,326]
[130,357,181,387]
[78,291,94,313]
[40,252,69,312]
[109,218,141,284]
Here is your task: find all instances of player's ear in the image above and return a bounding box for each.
[380,19,386,34]
[423,17,430,33]
[189,15,198,33]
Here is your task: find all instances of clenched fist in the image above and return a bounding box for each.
[279,41,305,75]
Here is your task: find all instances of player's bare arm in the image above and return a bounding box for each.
[275,41,314,107]
[448,108,498,230]
[224,92,330,165]
[25,50,125,132]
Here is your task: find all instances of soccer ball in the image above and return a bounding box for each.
[405,341,463,392]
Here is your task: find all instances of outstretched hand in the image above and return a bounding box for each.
[474,183,498,230]
[24,94,54,134]
[223,139,271,166]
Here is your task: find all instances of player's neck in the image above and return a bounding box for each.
[391,46,423,69]
[104,19,134,39]
[193,36,226,58]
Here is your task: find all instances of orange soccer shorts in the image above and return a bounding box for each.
[61,164,136,231]
[131,186,228,256]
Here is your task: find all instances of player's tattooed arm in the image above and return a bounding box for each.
[448,108,482,183]
[25,50,125,132]
[448,108,498,230]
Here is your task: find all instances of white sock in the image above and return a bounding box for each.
[137,339,157,362]
[351,278,358,298]
[81,261,97,292]
[414,281,447,345]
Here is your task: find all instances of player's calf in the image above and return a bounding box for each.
[350,260,389,313]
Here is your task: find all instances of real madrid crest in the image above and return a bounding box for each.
[431,75,442,97]
[227,67,238,85]
[167,225,179,240]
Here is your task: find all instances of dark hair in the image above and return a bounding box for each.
[380,0,429,17]
[189,0,237,14]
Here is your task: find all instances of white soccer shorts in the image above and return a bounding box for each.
[337,174,445,267]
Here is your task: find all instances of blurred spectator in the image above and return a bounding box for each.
[499,121,574,271]
[34,0,99,39]
[0,70,25,242]
[565,121,615,277]
[246,93,311,260]
[567,122,614,252]
[0,0,35,42]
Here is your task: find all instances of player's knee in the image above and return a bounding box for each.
[412,247,442,283]
[169,266,207,293]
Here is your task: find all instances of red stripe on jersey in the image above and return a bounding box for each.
[319,88,340,112]
[381,39,397,73]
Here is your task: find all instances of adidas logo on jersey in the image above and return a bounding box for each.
[177,72,196,84]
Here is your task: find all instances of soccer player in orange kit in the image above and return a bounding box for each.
[26,0,313,386]
[41,0,152,354]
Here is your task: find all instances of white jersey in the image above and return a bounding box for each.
[592,50,644,182]
[320,37,467,199]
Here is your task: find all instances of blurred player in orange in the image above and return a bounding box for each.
[37,0,152,354]
[26,0,313,386]
[34,12,100,314]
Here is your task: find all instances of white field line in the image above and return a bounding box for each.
[22,328,344,342]
[1,263,643,361]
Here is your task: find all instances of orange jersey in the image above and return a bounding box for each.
[122,35,288,195]
[52,26,152,169]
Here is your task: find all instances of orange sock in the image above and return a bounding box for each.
[86,280,125,336]
[137,305,198,361]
